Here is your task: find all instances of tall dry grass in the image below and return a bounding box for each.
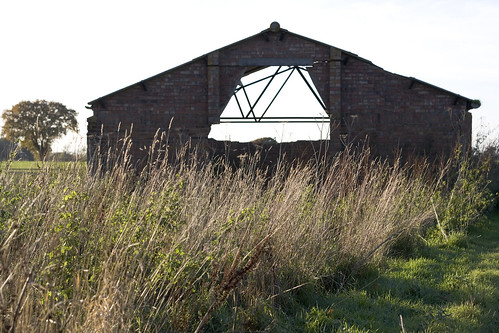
[0,139,492,332]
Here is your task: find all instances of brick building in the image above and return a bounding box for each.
[87,22,480,166]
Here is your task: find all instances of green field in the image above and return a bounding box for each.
[0,160,85,172]
[0,160,39,170]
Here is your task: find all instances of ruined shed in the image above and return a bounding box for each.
[87,22,480,165]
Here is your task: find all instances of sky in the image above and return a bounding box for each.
[1,0,498,151]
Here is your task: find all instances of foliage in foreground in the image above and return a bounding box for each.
[0,143,493,332]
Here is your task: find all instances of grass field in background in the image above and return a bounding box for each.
[0,160,85,172]
[0,160,40,170]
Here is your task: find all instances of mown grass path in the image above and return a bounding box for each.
[303,214,499,332]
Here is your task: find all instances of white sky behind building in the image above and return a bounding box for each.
[1,0,498,152]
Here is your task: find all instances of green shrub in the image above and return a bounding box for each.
[434,153,494,235]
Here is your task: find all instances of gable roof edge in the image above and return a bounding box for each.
[87,25,479,111]
[393,73,480,109]
[88,27,377,106]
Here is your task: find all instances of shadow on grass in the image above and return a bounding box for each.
[299,213,499,332]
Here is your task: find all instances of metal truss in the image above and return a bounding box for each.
[219,66,329,123]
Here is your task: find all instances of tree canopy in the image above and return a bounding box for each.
[1,100,78,160]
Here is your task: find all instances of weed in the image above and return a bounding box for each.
[0,138,495,332]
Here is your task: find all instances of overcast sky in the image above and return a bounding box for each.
[1,0,498,151]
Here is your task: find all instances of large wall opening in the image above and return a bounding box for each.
[209,66,330,143]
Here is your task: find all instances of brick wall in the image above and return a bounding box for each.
[340,57,471,157]
[88,25,475,167]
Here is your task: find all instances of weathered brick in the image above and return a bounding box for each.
[87,23,478,166]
